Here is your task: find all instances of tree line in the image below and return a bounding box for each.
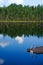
[0,4,43,21]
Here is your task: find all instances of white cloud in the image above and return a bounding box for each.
[0,42,9,48]
[0,0,24,7]
[0,0,3,3]
[8,0,24,5]
[0,59,4,65]
[0,0,4,7]
[15,35,24,44]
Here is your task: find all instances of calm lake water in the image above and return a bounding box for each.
[0,22,43,65]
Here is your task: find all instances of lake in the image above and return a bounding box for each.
[0,22,43,65]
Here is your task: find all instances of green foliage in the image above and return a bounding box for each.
[0,4,43,21]
[0,22,43,37]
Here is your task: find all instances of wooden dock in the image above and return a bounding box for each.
[27,46,43,54]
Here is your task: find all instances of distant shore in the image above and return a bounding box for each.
[0,20,43,22]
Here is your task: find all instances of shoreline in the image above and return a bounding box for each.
[0,20,43,22]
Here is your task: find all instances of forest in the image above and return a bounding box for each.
[0,4,43,21]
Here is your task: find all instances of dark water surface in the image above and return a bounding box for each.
[0,22,43,65]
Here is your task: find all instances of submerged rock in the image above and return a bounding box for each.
[27,46,43,54]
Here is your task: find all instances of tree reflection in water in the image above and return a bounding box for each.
[0,22,43,37]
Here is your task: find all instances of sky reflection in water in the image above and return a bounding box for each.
[0,34,43,65]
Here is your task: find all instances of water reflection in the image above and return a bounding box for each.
[0,34,43,65]
[0,34,24,48]
[0,34,43,48]
[0,22,43,65]
[0,34,9,48]
[0,34,3,38]
[0,42,9,48]
[0,22,43,37]
[15,35,24,44]
[0,59,4,65]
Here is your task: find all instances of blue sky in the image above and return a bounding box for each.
[0,0,43,7]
